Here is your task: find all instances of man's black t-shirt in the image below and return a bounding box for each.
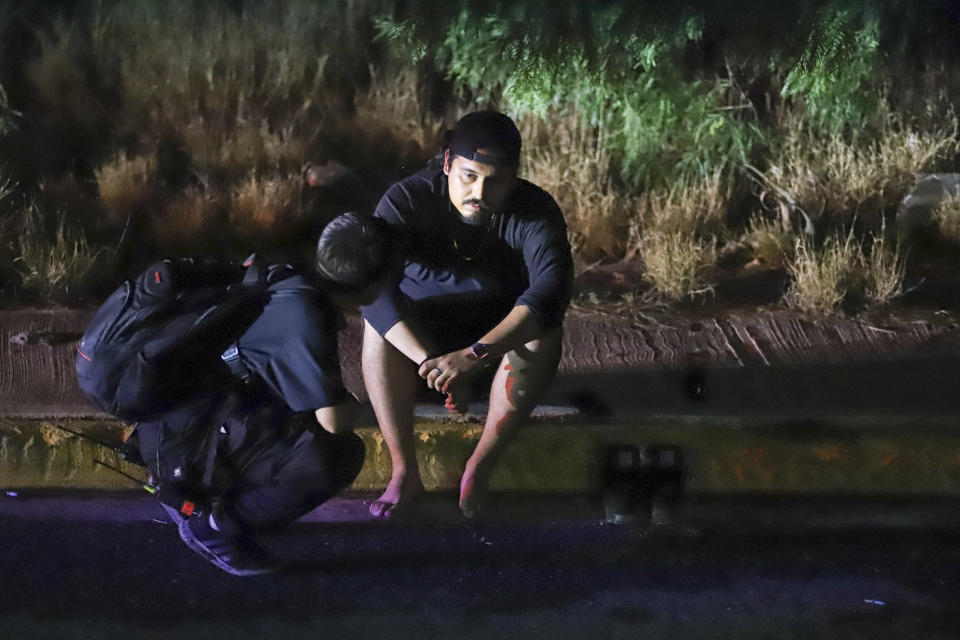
[361,167,574,339]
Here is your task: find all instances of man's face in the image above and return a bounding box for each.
[443,150,517,224]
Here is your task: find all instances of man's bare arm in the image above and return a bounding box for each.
[380,319,431,366]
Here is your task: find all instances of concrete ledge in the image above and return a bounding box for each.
[4,415,960,494]
[4,308,960,419]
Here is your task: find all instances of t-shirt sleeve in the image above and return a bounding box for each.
[260,330,348,411]
[513,197,574,331]
[360,181,415,336]
[235,279,349,411]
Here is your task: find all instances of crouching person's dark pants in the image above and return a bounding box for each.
[136,399,365,537]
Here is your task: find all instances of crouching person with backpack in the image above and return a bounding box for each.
[77,213,390,576]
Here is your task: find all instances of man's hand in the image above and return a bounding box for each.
[443,378,473,415]
[419,347,481,393]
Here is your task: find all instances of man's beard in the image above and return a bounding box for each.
[459,201,490,226]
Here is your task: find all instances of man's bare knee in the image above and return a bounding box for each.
[511,327,563,366]
[499,328,563,412]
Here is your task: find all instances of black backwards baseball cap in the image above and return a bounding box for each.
[448,111,522,168]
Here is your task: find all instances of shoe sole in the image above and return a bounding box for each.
[176,520,278,577]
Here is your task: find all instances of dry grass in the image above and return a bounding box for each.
[26,17,110,136]
[229,172,302,241]
[933,192,960,244]
[785,233,856,313]
[521,113,636,261]
[95,153,158,224]
[93,3,329,132]
[640,230,715,301]
[787,224,907,313]
[16,202,100,301]
[149,187,223,251]
[743,214,794,269]
[752,111,957,233]
[356,65,439,152]
[863,232,907,308]
[642,170,730,241]
[182,118,311,182]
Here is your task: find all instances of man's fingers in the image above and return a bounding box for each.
[418,360,436,379]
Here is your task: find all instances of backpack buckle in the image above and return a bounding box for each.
[221,343,252,383]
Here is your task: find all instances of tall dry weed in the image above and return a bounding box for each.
[786,223,906,313]
[16,203,100,301]
[752,111,957,233]
[642,170,730,240]
[862,232,907,307]
[26,17,110,137]
[785,231,860,313]
[95,153,158,223]
[230,173,302,241]
[933,192,960,244]
[743,214,793,269]
[183,119,309,181]
[521,113,635,261]
[356,65,438,151]
[150,187,223,252]
[640,231,714,301]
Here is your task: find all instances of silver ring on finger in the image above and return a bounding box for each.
[434,367,443,376]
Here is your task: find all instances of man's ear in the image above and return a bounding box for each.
[442,149,451,175]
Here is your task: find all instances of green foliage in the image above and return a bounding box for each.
[781,7,881,133]
[377,4,766,190]
[4,0,960,312]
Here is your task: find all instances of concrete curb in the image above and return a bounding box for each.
[4,308,960,495]
[5,414,960,494]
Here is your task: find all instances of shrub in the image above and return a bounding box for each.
[642,170,730,241]
[785,231,859,313]
[933,192,960,244]
[862,232,906,308]
[229,172,302,242]
[743,214,794,270]
[520,112,633,261]
[15,202,101,303]
[95,153,159,226]
[750,111,957,235]
[150,187,223,254]
[641,230,714,301]
[377,5,768,191]
[780,10,882,134]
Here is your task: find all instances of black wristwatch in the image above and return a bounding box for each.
[470,342,490,360]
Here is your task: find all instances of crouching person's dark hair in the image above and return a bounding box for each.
[314,212,390,292]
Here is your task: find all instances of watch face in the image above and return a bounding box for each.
[472,343,488,359]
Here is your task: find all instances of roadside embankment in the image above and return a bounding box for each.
[2,308,960,493]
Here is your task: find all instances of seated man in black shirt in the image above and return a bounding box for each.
[361,111,574,519]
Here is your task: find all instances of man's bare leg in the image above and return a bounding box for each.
[459,328,562,518]
[362,322,424,518]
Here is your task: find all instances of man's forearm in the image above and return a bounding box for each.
[474,305,542,359]
[380,319,431,365]
[420,306,546,393]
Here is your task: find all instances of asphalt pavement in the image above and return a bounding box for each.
[1,491,958,639]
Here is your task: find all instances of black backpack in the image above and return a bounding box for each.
[75,255,280,422]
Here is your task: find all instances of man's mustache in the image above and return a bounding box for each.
[463,199,488,209]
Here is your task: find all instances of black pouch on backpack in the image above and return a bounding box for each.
[75,256,274,422]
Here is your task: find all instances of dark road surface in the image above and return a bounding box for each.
[1,492,958,639]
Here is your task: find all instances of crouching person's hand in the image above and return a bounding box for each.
[315,392,364,434]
